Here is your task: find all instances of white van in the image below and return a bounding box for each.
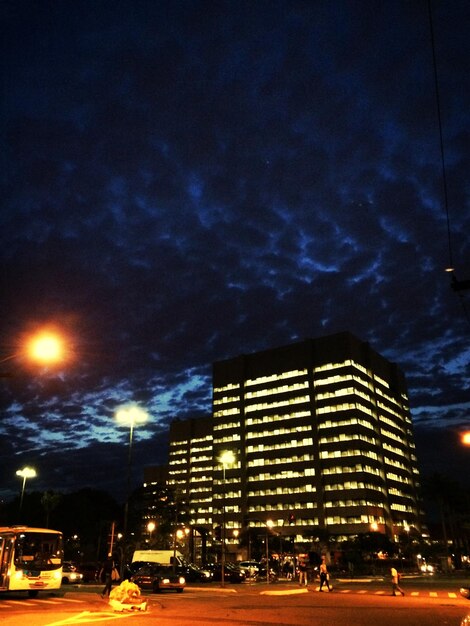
[131,550,185,567]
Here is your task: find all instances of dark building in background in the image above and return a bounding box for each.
[167,332,424,552]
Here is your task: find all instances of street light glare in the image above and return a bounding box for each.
[462,431,470,446]
[26,331,64,365]
[115,405,149,425]
[16,467,37,479]
[219,450,236,467]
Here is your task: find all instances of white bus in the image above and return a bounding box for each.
[0,526,63,596]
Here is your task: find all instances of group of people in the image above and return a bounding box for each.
[298,557,332,591]
[296,558,405,596]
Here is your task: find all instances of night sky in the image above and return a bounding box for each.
[1,0,469,506]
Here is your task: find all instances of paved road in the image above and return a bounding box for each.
[0,579,468,626]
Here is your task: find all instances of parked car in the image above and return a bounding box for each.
[175,563,213,582]
[238,561,260,578]
[205,563,246,583]
[62,562,84,584]
[77,562,99,583]
[130,564,185,593]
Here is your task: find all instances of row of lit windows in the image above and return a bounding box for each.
[245,369,308,387]
[245,395,310,413]
[247,468,314,482]
[169,456,187,465]
[316,386,371,403]
[213,396,239,405]
[246,410,310,426]
[373,374,389,389]
[319,433,377,446]
[383,442,407,457]
[379,415,405,433]
[325,499,385,509]
[387,473,411,484]
[319,417,375,432]
[246,501,317,512]
[391,503,416,513]
[380,429,406,447]
[213,382,240,393]
[385,457,410,471]
[245,381,309,399]
[389,487,412,498]
[324,482,385,493]
[214,421,240,431]
[247,438,314,453]
[213,475,240,485]
[170,439,188,447]
[314,373,373,391]
[317,403,359,414]
[189,474,212,482]
[190,455,211,463]
[212,491,242,500]
[248,454,314,466]
[248,485,316,496]
[191,445,213,453]
[191,497,212,504]
[314,360,362,373]
[189,487,212,494]
[377,401,405,422]
[169,448,187,458]
[213,407,240,417]
[326,515,380,525]
[246,424,311,440]
[320,449,378,460]
[190,465,212,474]
[375,386,402,409]
[213,434,241,444]
[323,464,381,476]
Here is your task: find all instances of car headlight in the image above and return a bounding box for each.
[179,577,185,584]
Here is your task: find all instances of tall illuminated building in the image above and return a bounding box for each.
[169,332,424,546]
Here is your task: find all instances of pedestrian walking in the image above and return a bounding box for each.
[298,559,308,586]
[99,556,115,598]
[391,567,405,596]
[319,558,331,592]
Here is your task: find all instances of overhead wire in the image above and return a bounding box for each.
[427,0,470,324]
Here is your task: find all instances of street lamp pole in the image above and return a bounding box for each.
[218,450,235,588]
[266,519,274,584]
[16,467,37,514]
[116,406,148,539]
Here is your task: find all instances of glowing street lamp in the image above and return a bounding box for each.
[461,431,470,446]
[16,466,37,513]
[25,331,65,365]
[147,521,156,545]
[218,450,236,588]
[1,326,68,376]
[266,519,274,583]
[116,405,149,537]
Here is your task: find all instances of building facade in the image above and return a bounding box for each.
[168,332,424,548]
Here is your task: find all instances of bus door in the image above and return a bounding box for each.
[0,535,13,589]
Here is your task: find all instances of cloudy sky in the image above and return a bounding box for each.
[1,0,469,505]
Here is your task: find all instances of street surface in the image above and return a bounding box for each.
[0,577,468,626]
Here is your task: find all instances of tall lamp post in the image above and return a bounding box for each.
[266,519,274,583]
[16,466,37,513]
[116,405,148,539]
[218,450,236,588]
